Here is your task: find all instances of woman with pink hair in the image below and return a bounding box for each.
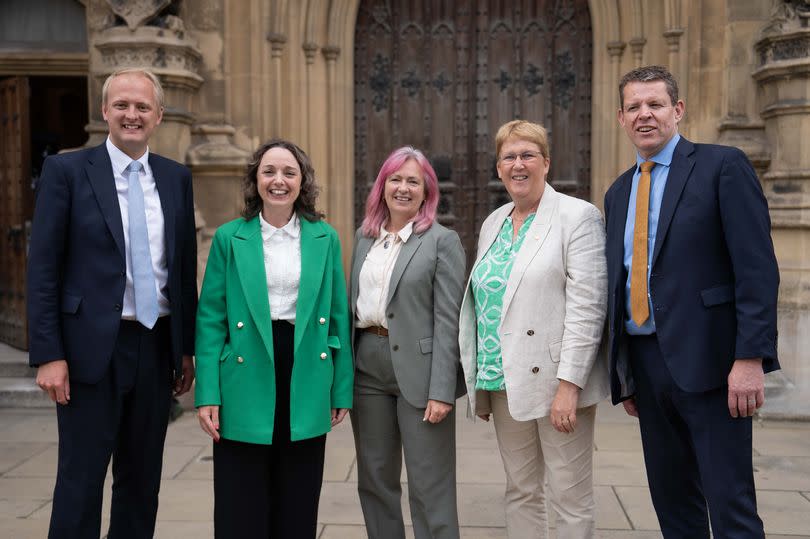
[348,146,466,539]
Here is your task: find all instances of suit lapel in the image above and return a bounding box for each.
[386,230,423,306]
[85,144,125,261]
[501,184,557,315]
[651,137,696,267]
[351,235,373,315]
[295,219,327,350]
[150,155,177,273]
[232,217,275,358]
[609,167,634,292]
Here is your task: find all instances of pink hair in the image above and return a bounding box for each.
[360,146,440,238]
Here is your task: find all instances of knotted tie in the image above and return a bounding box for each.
[630,161,655,327]
[127,161,159,328]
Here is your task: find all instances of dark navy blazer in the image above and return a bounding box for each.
[27,143,197,383]
[604,136,779,404]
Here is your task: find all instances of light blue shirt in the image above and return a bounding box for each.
[623,133,680,335]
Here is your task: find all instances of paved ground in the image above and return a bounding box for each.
[1,400,808,538]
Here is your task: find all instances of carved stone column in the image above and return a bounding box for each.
[86,0,203,162]
[753,0,810,417]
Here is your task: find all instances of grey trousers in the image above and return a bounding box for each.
[351,331,460,539]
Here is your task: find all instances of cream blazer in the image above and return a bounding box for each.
[458,184,609,420]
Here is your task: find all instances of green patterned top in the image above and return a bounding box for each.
[471,213,536,391]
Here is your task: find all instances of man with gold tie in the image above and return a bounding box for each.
[604,65,779,538]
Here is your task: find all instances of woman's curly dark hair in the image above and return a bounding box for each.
[241,138,324,222]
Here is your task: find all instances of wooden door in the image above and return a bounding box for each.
[354,0,592,265]
[0,77,32,349]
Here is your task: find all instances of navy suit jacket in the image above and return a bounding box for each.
[604,137,779,404]
[27,143,197,383]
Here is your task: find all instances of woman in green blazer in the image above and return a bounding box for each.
[194,139,353,539]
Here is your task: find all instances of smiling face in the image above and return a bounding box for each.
[618,80,685,159]
[383,158,426,227]
[256,147,302,222]
[496,137,549,208]
[102,73,163,159]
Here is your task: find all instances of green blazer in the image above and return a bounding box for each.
[194,215,353,444]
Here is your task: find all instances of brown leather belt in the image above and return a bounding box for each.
[360,325,389,337]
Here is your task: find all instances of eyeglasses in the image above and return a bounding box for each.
[499,151,543,164]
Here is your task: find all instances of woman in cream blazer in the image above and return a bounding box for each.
[458,120,608,539]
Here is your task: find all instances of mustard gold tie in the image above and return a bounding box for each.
[630,161,655,327]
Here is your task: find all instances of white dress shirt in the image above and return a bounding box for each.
[107,137,170,319]
[355,222,413,329]
[260,212,301,322]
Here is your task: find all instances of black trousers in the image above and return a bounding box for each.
[213,320,327,539]
[49,317,173,539]
[628,334,763,539]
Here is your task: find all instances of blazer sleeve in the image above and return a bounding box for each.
[27,156,70,366]
[717,149,779,366]
[429,229,466,403]
[328,229,354,409]
[180,168,198,356]
[556,205,609,388]
[194,227,229,407]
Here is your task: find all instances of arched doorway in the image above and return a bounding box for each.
[353,0,592,263]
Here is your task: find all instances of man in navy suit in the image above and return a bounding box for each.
[604,65,779,538]
[27,67,197,538]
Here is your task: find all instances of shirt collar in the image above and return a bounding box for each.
[106,136,151,177]
[380,221,414,245]
[636,132,680,170]
[260,212,300,240]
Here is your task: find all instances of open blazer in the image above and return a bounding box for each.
[458,184,609,420]
[349,222,466,406]
[195,215,353,443]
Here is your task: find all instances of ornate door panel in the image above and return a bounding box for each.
[355,0,592,265]
[0,76,32,349]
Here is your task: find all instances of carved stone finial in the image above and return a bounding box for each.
[106,0,171,31]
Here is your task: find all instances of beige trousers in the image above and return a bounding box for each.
[490,390,597,539]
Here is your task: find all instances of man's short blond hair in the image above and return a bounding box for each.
[101,68,164,109]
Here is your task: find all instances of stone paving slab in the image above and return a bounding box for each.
[1,403,809,538]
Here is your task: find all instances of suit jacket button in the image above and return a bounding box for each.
[114,304,121,311]
[320,352,327,360]
[388,313,394,319]
[119,270,125,277]
[319,317,326,325]
[392,345,399,351]
[237,321,244,329]
[237,356,244,363]
[531,366,539,374]
[527,329,535,336]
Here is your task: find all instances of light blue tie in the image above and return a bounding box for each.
[127,161,159,328]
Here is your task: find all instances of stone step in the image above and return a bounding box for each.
[0,342,34,378]
[0,377,52,408]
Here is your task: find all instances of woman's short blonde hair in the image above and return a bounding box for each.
[494,119,550,159]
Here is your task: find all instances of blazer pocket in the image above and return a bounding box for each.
[700,284,734,307]
[419,337,433,355]
[219,346,232,362]
[327,335,341,350]
[548,340,562,363]
[60,293,82,314]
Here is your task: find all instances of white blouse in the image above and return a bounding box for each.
[260,212,301,322]
[355,222,413,329]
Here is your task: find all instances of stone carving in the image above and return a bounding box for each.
[762,0,810,37]
[107,0,171,31]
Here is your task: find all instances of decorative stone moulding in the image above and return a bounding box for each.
[94,26,203,88]
[186,124,251,169]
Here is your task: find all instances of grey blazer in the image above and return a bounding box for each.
[349,222,467,407]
